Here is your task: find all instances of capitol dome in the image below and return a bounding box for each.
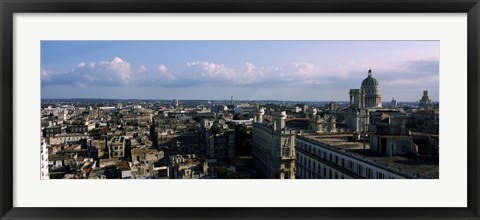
[361,71,379,87]
[360,69,382,108]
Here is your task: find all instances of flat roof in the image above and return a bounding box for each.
[297,133,439,179]
[300,133,366,151]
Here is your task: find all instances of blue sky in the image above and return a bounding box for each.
[41,41,439,102]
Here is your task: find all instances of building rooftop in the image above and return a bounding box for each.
[48,154,70,161]
[298,133,439,178]
[301,133,366,150]
[132,147,159,155]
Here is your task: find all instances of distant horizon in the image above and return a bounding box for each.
[41,97,439,103]
[42,41,440,101]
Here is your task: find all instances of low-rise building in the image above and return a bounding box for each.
[369,116,416,157]
[108,136,131,160]
[295,133,438,179]
[170,154,207,179]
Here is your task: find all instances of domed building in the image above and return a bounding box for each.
[360,69,382,108]
[345,69,382,132]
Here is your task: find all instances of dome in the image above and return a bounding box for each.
[349,69,382,108]
[361,70,379,87]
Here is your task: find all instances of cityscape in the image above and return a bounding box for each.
[41,41,439,179]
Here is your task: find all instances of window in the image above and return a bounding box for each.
[282,147,290,157]
[366,168,373,178]
[378,172,384,179]
[358,165,364,175]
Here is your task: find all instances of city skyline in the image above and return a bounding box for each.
[41,41,439,101]
[41,48,439,180]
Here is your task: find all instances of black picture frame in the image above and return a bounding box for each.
[1,0,479,219]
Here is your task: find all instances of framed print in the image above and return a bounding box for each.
[1,0,479,219]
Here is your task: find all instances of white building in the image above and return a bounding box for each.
[345,69,382,132]
[252,111,296,179]
[310,113,337,133]
[295,134,431,179]
[360,69,382,108]
[41,139,49,180]
[49,133,90,145]
[345,108,369,132]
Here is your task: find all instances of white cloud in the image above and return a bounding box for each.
[158,64,167,74]
[75,82,87,88]
[184,61,324,86]
[83,74,97,82]
[384,75,439,86]
[243,62,256,73]
[154,64,175,81]
[100,56,131,83]
[42,57,438,91]
[236,62,263,84]
[186,61,235,80]
[136,65,147,73]
[40,69,51,80]
[42,56,133,87]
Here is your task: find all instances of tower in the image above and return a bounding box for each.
[419,90,432,110]
[173,99,179,108]
[391,97,397,108]
[272,111,287,131]
[360,69,382,108]
[255,107,265,123]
